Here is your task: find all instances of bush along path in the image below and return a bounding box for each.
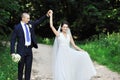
[31,44,120,80]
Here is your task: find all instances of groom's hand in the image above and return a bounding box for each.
[11,53,21,63]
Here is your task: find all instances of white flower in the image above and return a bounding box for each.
[12,54,21,63]
[29,24,32,28]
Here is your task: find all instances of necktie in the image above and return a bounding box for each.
[24,24,30,42]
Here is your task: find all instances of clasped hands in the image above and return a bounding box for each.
[46,10,53,17]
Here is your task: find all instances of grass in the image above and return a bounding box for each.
[0,46,18,80]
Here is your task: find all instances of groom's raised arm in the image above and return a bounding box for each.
[32,15,48,26]
[31,10,51,26]
[32,10,51,26]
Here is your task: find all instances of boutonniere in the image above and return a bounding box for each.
[28,24,32,28]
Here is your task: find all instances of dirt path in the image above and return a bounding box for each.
[31,44,120,80]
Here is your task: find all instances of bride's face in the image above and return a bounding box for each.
[61,24,69,33]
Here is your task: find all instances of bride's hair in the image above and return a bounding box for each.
[61,20,70,28]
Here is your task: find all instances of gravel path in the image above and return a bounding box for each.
[31,44,120,80]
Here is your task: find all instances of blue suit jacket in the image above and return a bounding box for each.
[10,15,47,55]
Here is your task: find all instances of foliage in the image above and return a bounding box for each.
[0,0,20,47]
[37,36,54,45]
[0,0,20,34]
[1,0,120,40]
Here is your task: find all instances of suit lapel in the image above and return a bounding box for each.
[19,23,25,40]
[20,23,24,33]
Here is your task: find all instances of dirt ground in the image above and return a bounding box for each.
[31,44,120,80]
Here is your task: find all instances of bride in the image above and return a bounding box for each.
[49,10,96,80]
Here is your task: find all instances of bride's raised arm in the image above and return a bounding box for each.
[49,11,59,37]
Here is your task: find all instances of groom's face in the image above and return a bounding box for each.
[22,14,30,23]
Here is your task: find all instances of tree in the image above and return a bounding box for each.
[1,0,120,41]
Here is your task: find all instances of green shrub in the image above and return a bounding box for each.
[37,36,54,45]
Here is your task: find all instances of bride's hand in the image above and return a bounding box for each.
[49,12,53,17]
[49,10,53,16]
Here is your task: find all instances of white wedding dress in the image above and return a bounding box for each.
[53,32,96,80]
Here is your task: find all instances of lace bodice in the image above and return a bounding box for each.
[57,33,70,47]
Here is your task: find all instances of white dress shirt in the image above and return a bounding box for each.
[21,21,31,46]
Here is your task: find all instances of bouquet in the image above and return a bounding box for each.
[11,53,21,63]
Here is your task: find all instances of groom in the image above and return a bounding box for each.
[10,10,51,80]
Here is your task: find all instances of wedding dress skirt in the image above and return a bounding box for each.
[53,33,96,80]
